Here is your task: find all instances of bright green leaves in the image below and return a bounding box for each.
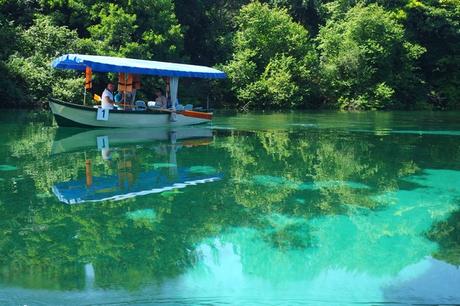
[243,55,310,108]
[21,15,80,57]
[224,2,318,109]
[84,0,183,59]
[233,2,311,65]
[88,3,138,56]
[1,0,459,109]
[6,15,82,105]
[317,4,425,110]
[127,0,184,60]
[0,0,184,106]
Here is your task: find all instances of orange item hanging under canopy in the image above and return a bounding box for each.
[125,73,133,93]
[118,72,126,92]
[85,66,92,90]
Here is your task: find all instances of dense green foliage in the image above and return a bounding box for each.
[224,2,318,109]
[428,209,460,266]
[7,15,82,106]
[0,0,459,109]
[317,4,425,109]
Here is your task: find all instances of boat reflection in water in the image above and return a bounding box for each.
[50,127,222,204]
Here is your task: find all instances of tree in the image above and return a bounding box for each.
[0,0,186,107]
[317,3,425,110]
[174,0,248,65]
[428,209,460,266]
[404,0,460,109]
[87,3,139,56]
[268,0,323,35]
[83,0,184,60]
[0,0,38,27]
[130,0,184,61]
[223,2,319,109]
[0,12,23,104]
[5,15,83,106]
[1,0,459,109]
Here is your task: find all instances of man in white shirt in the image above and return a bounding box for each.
[101,83,115,109]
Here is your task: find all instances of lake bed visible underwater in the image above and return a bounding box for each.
[0,110,459,305]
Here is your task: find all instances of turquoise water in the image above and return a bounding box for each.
[0,110,459,305]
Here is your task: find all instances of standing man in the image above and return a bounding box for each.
[101,82,115,109]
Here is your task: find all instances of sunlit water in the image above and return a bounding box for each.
[0,110,459,305]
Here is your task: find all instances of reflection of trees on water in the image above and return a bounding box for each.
[216,129,425,214]
[428,205,460,266]
[0,114,460,291]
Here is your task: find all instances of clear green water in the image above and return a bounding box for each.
[0,110,459,305]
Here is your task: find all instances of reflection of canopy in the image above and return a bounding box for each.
[52,54,226,79]
[52,168,222,204]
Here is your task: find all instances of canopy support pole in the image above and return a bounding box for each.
[170,77,179,111]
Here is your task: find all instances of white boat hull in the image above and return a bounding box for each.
[51,127,213,154]
[49,99,211,128]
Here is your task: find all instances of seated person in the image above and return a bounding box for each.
[154,88,167,108]
[114,93,122,104]
[101,82,115,109]
[125,91,135,104]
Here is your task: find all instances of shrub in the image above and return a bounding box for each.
[317,3,425,110]
[223,2,319,109]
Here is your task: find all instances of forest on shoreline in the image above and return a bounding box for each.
[0,0,459,110]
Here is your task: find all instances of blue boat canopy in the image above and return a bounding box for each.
[52,54,227,79]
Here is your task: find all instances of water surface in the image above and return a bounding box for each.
[0,110,459,305]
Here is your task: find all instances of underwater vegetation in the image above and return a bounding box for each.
[0,164,17,171]
[188,166,218,175]
[251,174,370,191]
[126,208,157,223]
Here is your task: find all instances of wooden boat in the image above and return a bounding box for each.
[49,98,213,128]
[49,54,226,128]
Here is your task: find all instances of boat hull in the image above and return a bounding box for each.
[49,99,211,128]
[51,127,213,154]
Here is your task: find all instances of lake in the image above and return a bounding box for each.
[0,110,459,305]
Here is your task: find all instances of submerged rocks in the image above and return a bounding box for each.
[188,166,218,175]
[250,174,370,191]
[126,208,156,223]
